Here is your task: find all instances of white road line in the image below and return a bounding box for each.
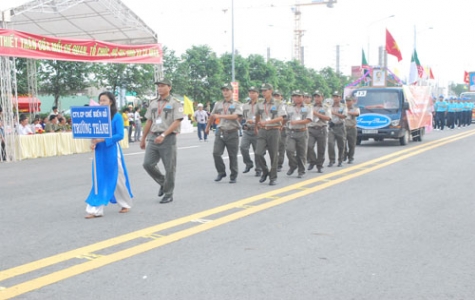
[123,146,199,156]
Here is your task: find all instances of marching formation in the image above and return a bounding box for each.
[204,82,360,186]
[433,95,473,130]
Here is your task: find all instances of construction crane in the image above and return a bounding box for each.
[292,0,337,64]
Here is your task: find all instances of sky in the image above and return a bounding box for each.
[1,0,474,90]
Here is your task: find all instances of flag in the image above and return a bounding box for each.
[183,95,194,120]
[429,68,435,80]
[464,71,470,84]
[361,49,369,69]
[385,29,403,62]
[89,99,99,106]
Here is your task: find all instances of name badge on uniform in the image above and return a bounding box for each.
[265,117,271,121]
[295,116,301,121]
[156,117,162,124]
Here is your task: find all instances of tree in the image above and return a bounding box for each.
[92,63,155,100]
[450,83,467,96]
[220,53,250,101]
[179,45,224,103]
[38,60,91,108]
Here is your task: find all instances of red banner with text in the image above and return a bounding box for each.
[0,29,162,64]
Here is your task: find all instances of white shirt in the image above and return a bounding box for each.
[134,111,141,123]
[18,124,33,135]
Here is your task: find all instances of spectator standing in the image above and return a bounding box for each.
[194,103,208,142]
[122,108,131,142]
[134,107,142,143]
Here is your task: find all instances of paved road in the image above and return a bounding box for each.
[1,127,475,300]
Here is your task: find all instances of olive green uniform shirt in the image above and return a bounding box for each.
[211,99,243,130]
[145,95,183,134]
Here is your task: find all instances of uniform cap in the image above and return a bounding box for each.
[197,103,203,107]
[260,83,274,90]
[272,90,282,96]
[345,95,356,101]
[313,90,323,96]
[154,78,172,86]
[303,92,310,97]
[439,94,444,98]
[221,83,233,90]
[291,90,303,96]
[248,86,258,92]
[332,91,341,97]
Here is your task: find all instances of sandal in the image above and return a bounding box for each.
[85,214,102,219]
[119,207,130,213]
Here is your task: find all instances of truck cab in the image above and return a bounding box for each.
[352,87,424,145]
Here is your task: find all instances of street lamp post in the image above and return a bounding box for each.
[367,14,395,65]
[231,0,235,82]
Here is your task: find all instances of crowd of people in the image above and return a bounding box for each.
[433,95,473,130]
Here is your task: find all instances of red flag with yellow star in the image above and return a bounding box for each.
[385,29,402,62]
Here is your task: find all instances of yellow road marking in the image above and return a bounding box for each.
[1,129,474,299]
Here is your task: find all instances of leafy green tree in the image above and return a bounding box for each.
[92,63,154,99]
[450,83,468,96]
[269,59,295,99]
[14,58,30,95]
[220,53,250,101]
[319,67,344,95]
[286,60,315,94]
[38,60,91,108]
[179,45,223,103]
[247,54,278,90]
[162,46,185,95]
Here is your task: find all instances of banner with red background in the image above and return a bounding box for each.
[0,29,162,64]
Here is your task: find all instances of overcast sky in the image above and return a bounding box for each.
[1,0,474,88]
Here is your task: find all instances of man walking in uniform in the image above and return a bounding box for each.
[307,90,331,173]
[272,90,287,172]
[344,95,360,164]
[255,83,286,186]
[141,79,183,204]
[434,95,448,130]
[328,91,347,167]
[205,83,243,183]
[240,86,262,177]
[285,90,313,178]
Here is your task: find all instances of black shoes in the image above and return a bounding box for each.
[328,162,334,167]
[317,167,323,173]
[243,165,253,173]
[307,164,315,171]
[337,162,342,167]
[160,196,173,204]
[214,173,226,181]
[269,180,276,186]
[158,186,164,197]
[287,168,296,176]
[255,170,262,177]
[259,172,269,183]
[277,167,282,172]
[297,173,305,178]
[348,159,354,164]
[229,178,237,184]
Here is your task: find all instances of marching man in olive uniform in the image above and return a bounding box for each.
[255,83,286,186]
[327,91,347,167]
[307,90,331,173]
[141,78,183,204]
[272,90,287,172]
[240,86,262,177]
[205,83,243,183]
[344,95,360,164]
[285,90,313,178]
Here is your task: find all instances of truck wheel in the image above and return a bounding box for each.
[417,128,424,142]
[399,130,410,145]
